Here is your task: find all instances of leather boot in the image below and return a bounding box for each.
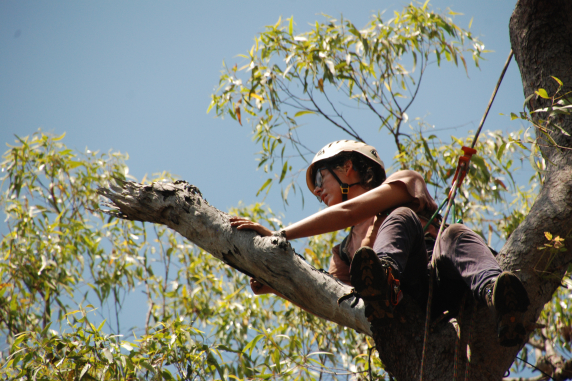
[348,246,402,323]
[481,272,530,347]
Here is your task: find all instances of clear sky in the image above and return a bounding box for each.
[0,0,535,376]
[1,0,527,223]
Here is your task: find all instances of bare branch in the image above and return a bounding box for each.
[97,180,372,336]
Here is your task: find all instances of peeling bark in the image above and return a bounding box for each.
[98,0,572,379]
[98,180,372,336]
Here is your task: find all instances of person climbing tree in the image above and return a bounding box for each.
[230,140,531,347]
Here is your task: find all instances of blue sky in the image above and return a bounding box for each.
[1,0,536,376]
[1,0,527,224]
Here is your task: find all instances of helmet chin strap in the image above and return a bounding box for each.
[326,167,360,202]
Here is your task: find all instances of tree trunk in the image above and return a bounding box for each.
[98,0,572,379]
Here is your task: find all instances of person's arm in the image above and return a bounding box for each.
[284,182,413,239]
[230,181,413,239]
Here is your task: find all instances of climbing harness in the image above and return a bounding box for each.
[418,50,514,381]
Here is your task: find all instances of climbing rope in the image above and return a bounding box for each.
[418,50,514,381]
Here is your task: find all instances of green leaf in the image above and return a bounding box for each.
[161,369,175,380]
[294,110,316,117]
[523,93,534,109]
[273,348,281,373]
[279,161,288,183]
[41,322,52,337]
[243,334,264,357]
[207,351,225,380]
[140,361,155,373]
[549,122,571,137]
[529,141,545,174]
[535,88,550,99]
[511,139,528,150]
[256,178,272,196]
[496,142,506,161]
[13,333,27,347]
[52,132,67,142]
[67,160,83,169]
[551,76,563,86]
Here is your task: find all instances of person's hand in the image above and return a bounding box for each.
[250,278,274,295]
[229,216,274,237]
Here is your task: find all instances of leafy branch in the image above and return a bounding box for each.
[209,4,486,201]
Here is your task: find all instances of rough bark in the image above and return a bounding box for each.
[505,0,572,378]
[98,180,372,336]
[98,0,572,379]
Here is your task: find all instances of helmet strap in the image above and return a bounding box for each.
[326,167,360,202]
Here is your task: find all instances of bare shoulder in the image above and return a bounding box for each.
[385,169,424,182]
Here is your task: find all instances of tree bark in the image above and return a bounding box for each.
[505,0,572,379]
[98,0,572,379]
[98,180,372,336]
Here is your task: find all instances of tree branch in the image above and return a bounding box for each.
[97,180,372,336]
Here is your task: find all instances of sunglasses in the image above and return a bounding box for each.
[314,167,327,189]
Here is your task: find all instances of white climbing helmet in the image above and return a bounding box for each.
[305,140,385,194]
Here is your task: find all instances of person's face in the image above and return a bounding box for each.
[313,167,347,206]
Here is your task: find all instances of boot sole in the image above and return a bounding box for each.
[350,247,394,322]
[494,272,530,347]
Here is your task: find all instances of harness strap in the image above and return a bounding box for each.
[326,167,360,201]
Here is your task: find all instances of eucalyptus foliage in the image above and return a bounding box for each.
[2,2,572,380]
[209,3,486,201]
[209,2,572,378]
[0,132,383,380]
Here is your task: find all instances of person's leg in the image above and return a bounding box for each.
[348,207,428,322]
[371,207,428,297]
[433,224,501,300]
[434,224,530,347]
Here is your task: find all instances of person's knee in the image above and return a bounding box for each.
[435,224,469,262]
[379,207,423,241]
[388,207,418,222]
[441,223,470,242]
